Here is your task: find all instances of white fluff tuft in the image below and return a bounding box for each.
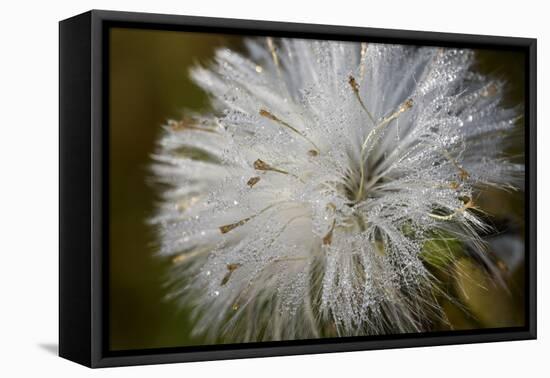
[151,38,523,341]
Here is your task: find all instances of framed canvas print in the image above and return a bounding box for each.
[59,10,537,368]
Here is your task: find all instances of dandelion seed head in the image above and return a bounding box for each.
[151,38,523,341]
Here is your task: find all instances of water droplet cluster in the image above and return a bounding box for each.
[151,38,523,342]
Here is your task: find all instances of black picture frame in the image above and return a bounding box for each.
[59,9,537,368]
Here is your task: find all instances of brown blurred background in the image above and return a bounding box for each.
[109,28,526,351]
[109,28,244,350]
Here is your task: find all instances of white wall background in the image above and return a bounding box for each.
[0,0,546,376]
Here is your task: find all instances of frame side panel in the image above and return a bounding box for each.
[59,11,93,367]
[528,39,537,338]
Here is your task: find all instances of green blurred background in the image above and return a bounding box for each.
[109,28,526,351]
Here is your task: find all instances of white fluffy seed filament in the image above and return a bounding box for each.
[266,37,282,78]
[359,43,368,81]
[439,149,470,181]
[322,219,337,245]
[348,75,375,124]
[168,118,218,133]
[355,98,413,202]
[259,109,320,154]
[428,197,475,221]
[253,158,288,174]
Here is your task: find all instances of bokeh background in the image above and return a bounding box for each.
[109,28,526,351]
